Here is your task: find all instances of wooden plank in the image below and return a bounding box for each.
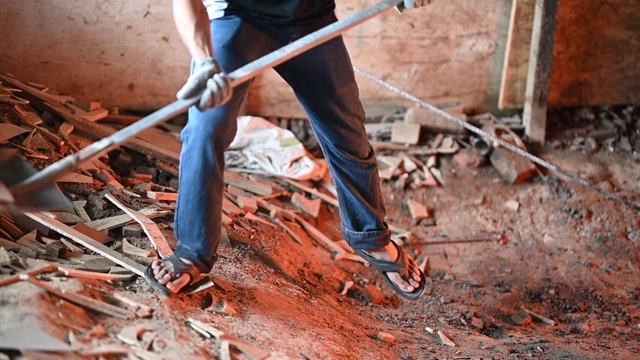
[0,123,29,142]
[146,191,178,202]
[187,319,271,360]
[135,127,182,158]
[85,208,168,231]
[56,172,94,184]
[522,0,559,143]
[224,171,273,196]
[26,276,134,319]
[24,212,146,276]
[295,216,346,257]
[499,0,535,109]
[0,237,21,251]
[273,218,304,245]
[0,182,15,205]
[104,194,173,259]
[281,178,338,208]
[63,103,108,122]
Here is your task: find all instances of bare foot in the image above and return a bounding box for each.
[151,257,194,293]
[367,242,422,293]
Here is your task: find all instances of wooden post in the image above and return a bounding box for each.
[522,0,559,144]
[498,0,535,109]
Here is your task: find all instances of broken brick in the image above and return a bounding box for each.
[362,283,384,305]
[45,242,67,258]
[122,225,142,238]
[236,196,258,214]
[454,148,485,168]
[489,147,536,184]
[407,199,430,225]
[391,121,421,145]
[404,106,466,134]
[511,309,533,326]
[376,331,395,343]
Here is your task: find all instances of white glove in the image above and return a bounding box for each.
[177,57,232,111]
[403,0,430,10]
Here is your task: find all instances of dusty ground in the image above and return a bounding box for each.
[1,109,639,360]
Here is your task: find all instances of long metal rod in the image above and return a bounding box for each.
[10,0,399,194]
[353,66,640,213]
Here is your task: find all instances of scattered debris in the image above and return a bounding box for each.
[1,72,634,360]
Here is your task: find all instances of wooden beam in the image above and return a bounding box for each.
[24,212,146,276]
[522,0,559,143]
[498,0,535,109]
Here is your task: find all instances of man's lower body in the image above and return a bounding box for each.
[148,14,424,298]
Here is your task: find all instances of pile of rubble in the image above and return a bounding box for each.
[2,71,613,357]
[0,72,437,358]
[549,105,640,156]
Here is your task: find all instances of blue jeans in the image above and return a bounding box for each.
[174,15,391,273]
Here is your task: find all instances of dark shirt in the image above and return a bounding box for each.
[204,0,336,35]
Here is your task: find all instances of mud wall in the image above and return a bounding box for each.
[549,0,640,107]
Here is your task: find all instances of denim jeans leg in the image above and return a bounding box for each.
[174,16,282,272]
[275,36,390,251]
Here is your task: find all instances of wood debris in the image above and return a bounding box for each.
[437,330,457,347]
[186,318,270,360]
[105,193,172,258]
[520,306,556,326]
[122,238,153,258]
[0,72,577,359]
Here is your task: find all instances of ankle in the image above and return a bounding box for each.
[366,242,398,261]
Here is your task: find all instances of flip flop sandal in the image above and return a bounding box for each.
[354,241,427,301]
[144,254,202,296]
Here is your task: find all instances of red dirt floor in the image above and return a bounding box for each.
[1,141,639,360]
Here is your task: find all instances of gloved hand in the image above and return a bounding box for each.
[177,57,232,111]
[402,0,431,10]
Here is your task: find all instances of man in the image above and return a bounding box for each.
[146,0,429,300]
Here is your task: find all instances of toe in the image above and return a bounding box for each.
[154,267,168,278]
[166,273,191,293]
[390,273,415,292]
